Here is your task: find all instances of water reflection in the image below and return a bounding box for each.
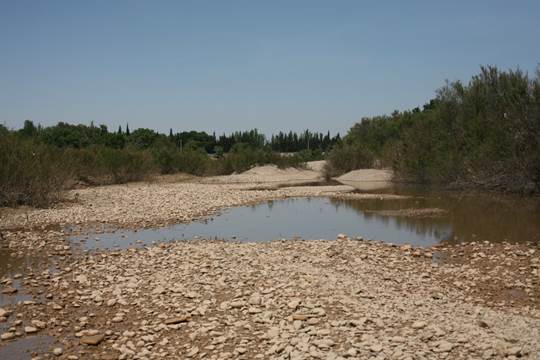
[0,335,55,360]
[0,248,46,307]
[338,191,540,244]
[68,192,540,251]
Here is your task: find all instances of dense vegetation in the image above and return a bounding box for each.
[0,123,340,207]
[4,65,538,206]
[326,66,540,193]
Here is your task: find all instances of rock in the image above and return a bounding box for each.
[248,293,262,305]
[186,347,199,357]
[287,299,300,309]
[1,286,17,294]
[345,348,357,357]
[266,327,280,339]
[411,321,427,329]
[152,285,166,294]
[313,338,334,349]
[24,326,39,334]
[506,346,522,356]
[80,334,105,345]
[230,300,246,309]
[433,341,454,353]
[75,274,88,284]
[370,343,383,353]
[164,316,190,325]
[477,320,489,328]
[31,320,47,329]
[1,332,15,340]
[53,347,63,356]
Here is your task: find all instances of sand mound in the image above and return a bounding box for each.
[243,165,305,176]
[335,169,394,191]
[336,168,393,182]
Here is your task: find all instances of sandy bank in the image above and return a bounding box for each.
[335,169,394,191]
[202,161,326,186]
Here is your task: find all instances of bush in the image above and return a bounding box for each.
[326,65,540,193]
[67,146,155,184]
[206,146,306,175]
[0,134,70,207]
[323,143,375,179]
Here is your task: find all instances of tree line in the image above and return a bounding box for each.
[1,121,340,207]
[15,121,341,154]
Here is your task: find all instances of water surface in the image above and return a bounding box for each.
[68,192,540,250]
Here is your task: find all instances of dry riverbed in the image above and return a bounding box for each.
[0,179,539,359]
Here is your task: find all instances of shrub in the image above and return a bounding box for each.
[65,146,155,185]
[0,134,70,207]
[326,65,540,192]
[324,143,375,179]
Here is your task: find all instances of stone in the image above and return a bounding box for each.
[287,299,300,309]
[248,293,262,305]
[186,347,199,357]
[80,334,105,345]
[31,320,47,329]
[411,321,426,329]
[345,348,357,357]
[370,343,383,353]
[1,332,15,340]
[164,316,190,325]
[433,341,454,353]
[1,286,17,294]
[506,347,522,356]
[24,326,39,334]
[53,348,63,356]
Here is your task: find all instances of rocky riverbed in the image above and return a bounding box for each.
[0,180,539,359]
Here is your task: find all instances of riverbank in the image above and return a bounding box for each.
[0,176,539,359]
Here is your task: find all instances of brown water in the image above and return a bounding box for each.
[68,191,540,250]
[0,248,57,359]
[0,248,47,307]
[0,335,56,360]
[2,188,539,358]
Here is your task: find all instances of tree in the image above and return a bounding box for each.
[20,120,37,138]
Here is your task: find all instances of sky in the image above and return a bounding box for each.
[1,1,539,136]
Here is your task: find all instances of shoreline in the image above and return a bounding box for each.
[0,178,539,359]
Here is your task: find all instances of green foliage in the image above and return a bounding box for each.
[324,143,375,179]
[66,146,155,185]
[128,128,159,149]
[1,111,336,206]
[0,134,70,207]
[327,65,540,193]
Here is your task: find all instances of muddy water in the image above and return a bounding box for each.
[68,191,540,250]
[0,249,57,358]
[339,190,540,245]
[0,249,45,306]
[0,336,55,360]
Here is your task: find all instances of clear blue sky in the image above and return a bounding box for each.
[1,0,539,135]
